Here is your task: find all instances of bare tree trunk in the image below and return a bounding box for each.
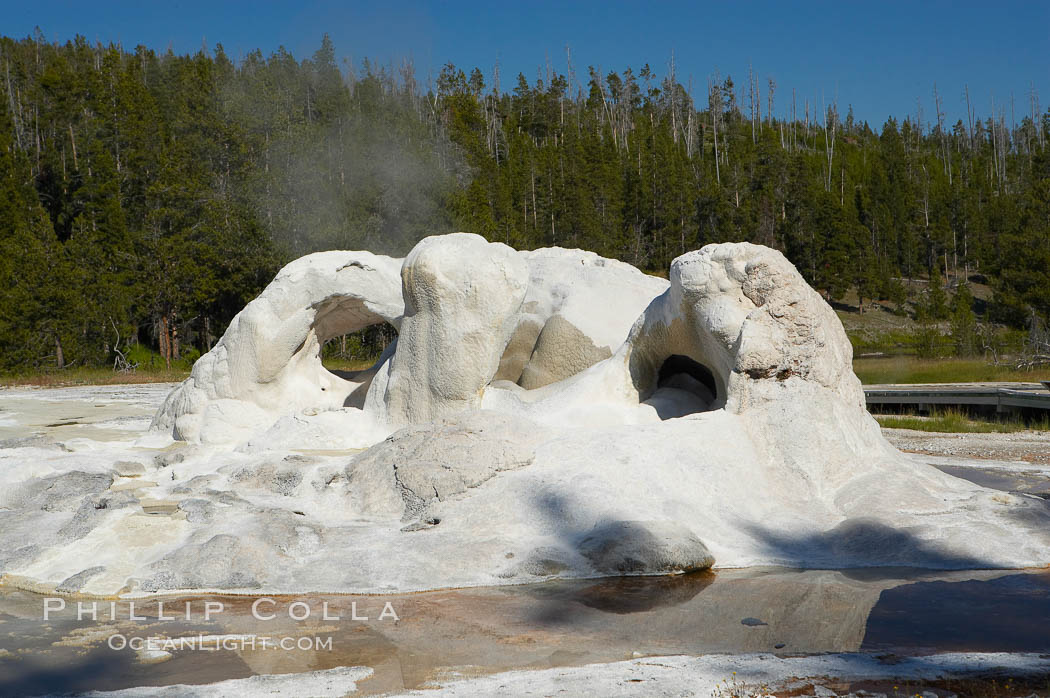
[171,313,179,362]
[669,50,678,144]
[933,84,952,185]
[792,88,797,151]
[549,177,555,243]
[964,85,974,149]
[748,63,756,144]
[710,81,721,185]
[68,124,79,171]
[531,168,538,229]
[991,96,1000,190]
[755,71,761,131]
[158,316,170,371]
[5,61,24,150]
[55,335,64,369]
[767,77,775,127]
[1034,84,1042,149]
[822,97,836,192]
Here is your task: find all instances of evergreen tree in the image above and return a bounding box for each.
[926,267,950,320]
[950,283,978,356]
[1,33,1049,371]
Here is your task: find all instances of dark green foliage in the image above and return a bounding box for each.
[0,33,458,370]
[926,268,950,320]
[951,283,978,356]
[1,32,1049,371]
[913,308,945,360]
[434,61,1050,331]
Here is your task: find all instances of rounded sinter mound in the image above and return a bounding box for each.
[2,234,1048,596]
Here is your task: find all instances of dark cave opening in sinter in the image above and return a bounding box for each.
[647,354,721,418]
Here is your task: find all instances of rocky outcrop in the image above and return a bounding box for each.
[345,411,549,522]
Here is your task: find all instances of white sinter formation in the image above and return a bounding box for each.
[1,233,1048,597]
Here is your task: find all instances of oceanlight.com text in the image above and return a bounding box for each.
[107,634,334,652]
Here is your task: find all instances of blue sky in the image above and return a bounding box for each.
[5,0,1048,128]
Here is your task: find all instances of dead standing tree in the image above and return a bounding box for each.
[1018,318,1050,370]
[110,319,137,373]
[708,78,722,186]
[822,97,837,192]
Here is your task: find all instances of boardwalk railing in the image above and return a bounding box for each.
[864,382,1050,413]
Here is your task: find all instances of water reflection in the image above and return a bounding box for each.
[863,571,1050,653]
[540,570,716,615]
[0,567,1045,695]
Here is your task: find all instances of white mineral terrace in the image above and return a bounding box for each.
[2,234,1049,599]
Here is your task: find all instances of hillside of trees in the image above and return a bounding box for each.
[1,32,1048,371]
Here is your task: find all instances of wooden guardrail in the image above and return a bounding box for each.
[863,382,1050,413]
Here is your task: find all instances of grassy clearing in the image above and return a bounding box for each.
[321,356,382,373]
[837,310,924,356]
[875,408,1050,433]
[0,355,380,388]
[836,305,1029,363]
[0,366,189,388]
[854,356,1050,385]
